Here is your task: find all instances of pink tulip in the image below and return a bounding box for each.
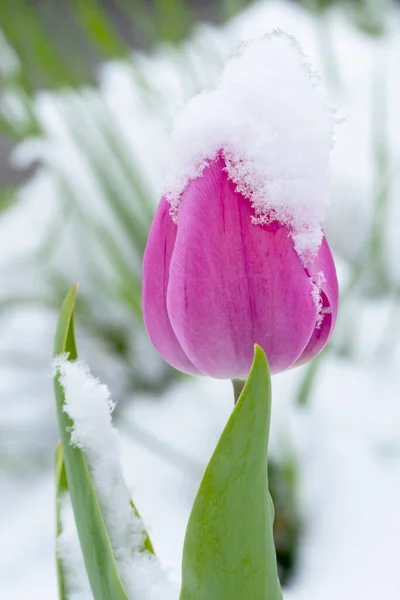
[143,154,338,379]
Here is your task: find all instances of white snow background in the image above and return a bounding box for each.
[2,1,400,599]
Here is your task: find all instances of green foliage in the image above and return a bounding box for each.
[180,346,282,600]
[55,442,69,600]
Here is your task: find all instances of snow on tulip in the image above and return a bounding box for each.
[143,31,339,379]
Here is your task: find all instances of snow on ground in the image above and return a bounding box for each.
[1,0,400,598]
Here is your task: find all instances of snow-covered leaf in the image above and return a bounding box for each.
[53,284,130,600]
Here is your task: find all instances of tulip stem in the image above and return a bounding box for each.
[232,379,246,405]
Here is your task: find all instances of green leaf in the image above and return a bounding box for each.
[53,284,153,600]
[180,345,282,600]
[55,441,69,600]
[72,0,128,59]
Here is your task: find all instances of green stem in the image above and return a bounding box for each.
[232,379,245,405]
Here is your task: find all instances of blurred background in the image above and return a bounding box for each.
[1,0,400,598]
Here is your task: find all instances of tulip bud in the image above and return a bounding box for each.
[142,33,338,379]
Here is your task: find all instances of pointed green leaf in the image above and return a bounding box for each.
[180,345,282,600]
[53,285,153,600]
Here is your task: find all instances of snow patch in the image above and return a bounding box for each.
[310,271,331,328]
[164,30,334,262]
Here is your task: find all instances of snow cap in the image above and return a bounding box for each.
[164,30,334,262]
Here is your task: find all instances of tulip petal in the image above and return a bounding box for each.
[293,237,339,366]
[167,156,318,379]
[143,197,202,375]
